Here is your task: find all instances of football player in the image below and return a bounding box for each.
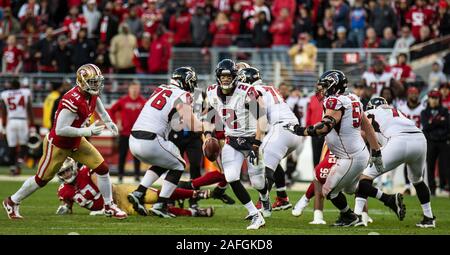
[127,67,205,218]
[238,67,302,211]
[203,59,268,230]
[3,64,127,219]
[285,70,386,226]
[0,79,35,175]
[362,59,403,97]
[354,97,435,228]
[55,158,213,217]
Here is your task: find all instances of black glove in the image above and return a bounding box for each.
[248,140,261,166]
[283,123,306,136]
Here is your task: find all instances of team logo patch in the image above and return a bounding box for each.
[326,98,338,110]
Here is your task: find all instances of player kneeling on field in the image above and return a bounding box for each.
[55,158,214,217]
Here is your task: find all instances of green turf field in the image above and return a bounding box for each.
[1,179,449,235]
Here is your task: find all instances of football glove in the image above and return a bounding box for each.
[283,123,306,136]
[369,149,385,173]
[56,204,72,215]
[86,120,105,136]
[105,121,119,136]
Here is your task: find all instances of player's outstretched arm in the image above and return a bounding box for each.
[96,98,119,136]
[55,109,104,137]
[284,109,342,137]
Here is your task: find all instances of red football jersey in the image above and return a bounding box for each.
[405,6,434,40]
[314,148,336,184]
[2,46,23,72]
[49,86,98,149]
[57,166,104,211]
[63,15,87,41]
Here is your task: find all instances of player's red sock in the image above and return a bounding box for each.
[169,188,194,200]
[192,171,225,188]
[305,182,315,200]
[168,206,192,216]
[218,180,227,188]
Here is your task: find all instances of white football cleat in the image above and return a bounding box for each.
[247,211,265,230]
[89,209,105,216]
[104,203,128,219]
[292,195,309,217]
[3,197,23,220]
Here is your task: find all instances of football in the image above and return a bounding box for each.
[203,137,220,161]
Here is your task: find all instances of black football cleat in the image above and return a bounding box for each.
[332,211,359,227]
[211,187,235,204]
[127,191,148,216]
[384,193,406,221]
[194,207,215,217]
[416,215,436,228]
[150,202,176,218]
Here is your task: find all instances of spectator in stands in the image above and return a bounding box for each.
[269,7,292,55]
[148,25,171,74]
[109,80,146,183]
[379,27,396,48]
[191,7,211,47]
[315,25,332,48]
[306,91,325,167]
[253,0,271,23]
[94,41,111,74]
[331,0,350,31]
[435,0,450,37]
[272,0,296,22]
[83,0,101,39]
[70,28,95,70]
[63,6,87,42]
[396,0,410,28]
[18,0,39,20]
[440,82,450,110]
[252,11,271,48]
[22,36,37,73]
[293,6,313,42]
[51,34,72,73]
[20,8,39,37]
[428,62,447,89]
[391,53,414,85]
[125,6,143,38]
[209,11,233,47]
[380,86,397,106]
[332,26,354,48]
[406,0,435,40]
[288,33,317,73]
[369,0,397,37]
[109,23,137,74]
[136,32,150,73]
[363,26,380,48]
[95,1,119,46]
[322,8,334,40]
[421,89,450,196]
[169,0,192,47]
[33,27,56,73]
[390,26,415,64]
[2,35,22,74]
[348,0,367,48]
[0,7,20,40]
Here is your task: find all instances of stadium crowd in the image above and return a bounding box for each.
[0,0,449,75]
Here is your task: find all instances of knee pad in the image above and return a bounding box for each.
[93,161,109,175]
[34,175,48,187]
[249,173,266,191]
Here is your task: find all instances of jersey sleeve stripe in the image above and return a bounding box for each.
[62,99,78,110]
[62,102,77,113]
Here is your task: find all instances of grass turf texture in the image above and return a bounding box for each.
[1,180,449,235]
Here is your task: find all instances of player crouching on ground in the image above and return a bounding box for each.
[3,63,127,220]
[55,158,214,217]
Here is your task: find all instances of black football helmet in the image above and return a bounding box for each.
[171,66,198,92]
[215,59,238,90]
[237,67,261,85]
[366,97,388,110]
[316,70,348,100]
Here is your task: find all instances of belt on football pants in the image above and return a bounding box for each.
[131,131,157,140]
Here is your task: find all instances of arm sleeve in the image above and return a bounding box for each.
[96,98,113,123]
[55,109,91,137]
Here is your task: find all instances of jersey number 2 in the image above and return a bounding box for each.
[351,102,362,128]
[150,89,173,110]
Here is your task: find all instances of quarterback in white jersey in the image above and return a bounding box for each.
[128,67,204,218]
[204,59,266,230]
[285,70,384,227]
[0,79,35,175]
[354,97,435,228]
[362,59,400,96]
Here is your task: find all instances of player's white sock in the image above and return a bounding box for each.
[97,173,113,204]
[354,197,367,215]
[141,170,161,188]
[11,176,40,203]
[421,202,433,218]
[375,189,383,199]
[244,201,258,216]
[313,210,324,221]
[159,180,177,199]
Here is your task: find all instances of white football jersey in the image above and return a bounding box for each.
[132,84,192,138]
[366,105,420,139]
[0,88,31,120]
[397,103,424,129]
[206,82,258,137]
[362,71,393,96]
[323,93,366,159]
[254,84,298,125]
